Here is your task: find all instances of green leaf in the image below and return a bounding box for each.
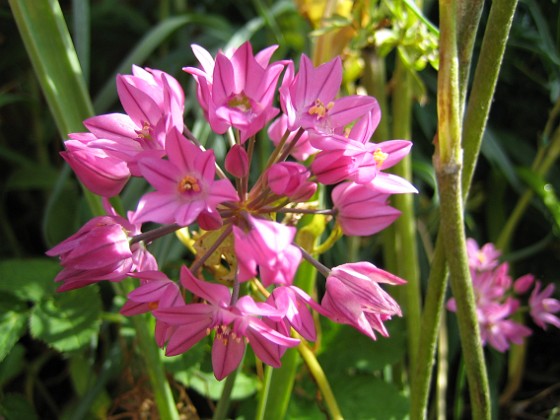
[6,164,62,191]
[188,370,258,401]
[0,294,28,362]
[0,344,26,388]
[0,394,38,420]
[319,318,407,373]
[93,13,231,113]
[331,375,409,420]
[0,258,59,303]
[30,286,101,352]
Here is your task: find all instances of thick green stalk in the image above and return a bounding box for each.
[391,55,421,375]
[462,0,520,195]
[9,1,179,417]
[411,0,519,415]
[436,0,490,417]
[409,235,448,420]
[457,0,484,114]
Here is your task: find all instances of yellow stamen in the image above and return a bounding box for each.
[178,175,201,193]
[308,99,334,119]
[373,148,389,169]
[228,93,252,112]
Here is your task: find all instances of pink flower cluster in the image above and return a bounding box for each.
[47,42,416,380]
[447,238,560,352]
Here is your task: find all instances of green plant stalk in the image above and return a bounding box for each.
[457,0,484,114]
[9,1,179,417]
[411,0,519,415]
[461,0,520,195]
[409,235,448,420]
[390,54,422,376]
[436,0,490,417]
[298,340,343,420]
[213,353,243,420]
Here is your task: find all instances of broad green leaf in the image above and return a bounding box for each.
[6,164,62,191]
[188,370,258,401]
[0,394,38,420]
[319,318,407,373]
[164,341,207,386]
[8,0,94,136]
[30,286,101,352]
[93,14,231,113]
[0,344,26,388]
[0,258,59,302]
[0,294,28,362]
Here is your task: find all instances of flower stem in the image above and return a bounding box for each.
[297,339,343,420]
[436,0,490,417]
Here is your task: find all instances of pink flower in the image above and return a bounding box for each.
[61,133,131,197]
[233,215,302,286]
[310,109,414,189]
[268,115,318,161]
[154,267,299,380]
[46,216,134,291]
[332,182,401,236]
[466,238,501,272]
[279,54,376,133]
[82,66,185,176]
[184,42,284,143]
[529,281,560,330]
[120,271,183,346]
[478,298,532,352]
[224,144,249,178]
[265,286,322,342]
[132,128,238,228]
[321,262,405,339]
[266,162,316,202]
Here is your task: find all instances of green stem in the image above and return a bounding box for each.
[297,340,343,420]
[391,54,421,376]
[462,0,520,196]
[436,0,490,417]
[213,355,243,420]
[409,235,448,420]
[457,0,484,114]
[117,283,179,420]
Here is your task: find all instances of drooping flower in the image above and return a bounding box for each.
[184,42,284,143]
[529,281,560,330]
[233,215,302,287]
[154,267,299,380]
[132,128,238,228]
[120,271,184,346]
[81,66,185,176]
[310,109,414,189]
[46,216,134,291]
[331,181,401,236]
[61,133,131,197]
[321,262,405,339]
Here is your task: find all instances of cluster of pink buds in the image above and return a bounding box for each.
[47,42,417,380]
[447,238,560,352]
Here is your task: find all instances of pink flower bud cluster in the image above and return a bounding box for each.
[47,42,416,380]
[447,238,560,352]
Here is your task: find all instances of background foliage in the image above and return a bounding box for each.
[1,0,559,418]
